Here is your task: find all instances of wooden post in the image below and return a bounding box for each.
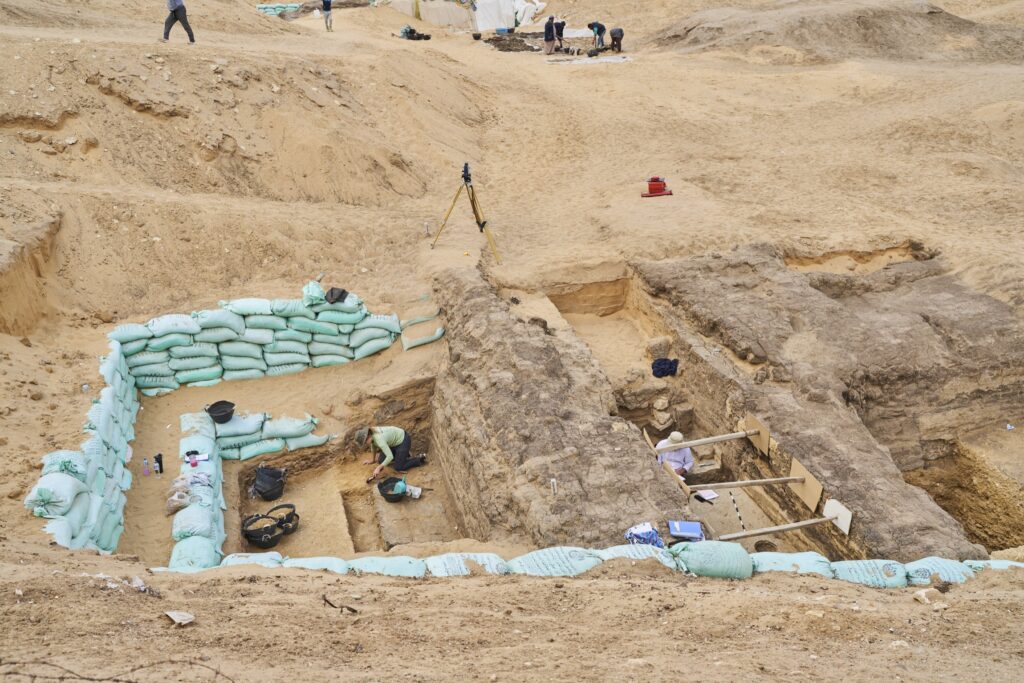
[653,430,760,453]
[696,476,805,491]
[718,516,836,541]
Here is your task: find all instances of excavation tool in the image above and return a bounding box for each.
[430,163,502,264]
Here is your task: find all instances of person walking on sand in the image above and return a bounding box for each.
[322,0,333,32]
[162,0,195,44]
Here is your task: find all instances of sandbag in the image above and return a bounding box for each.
[24,473,89,517]
[402,326,445,351]
[175,365,223,384]
[311,355,350,368]
[220,298,273,316]
[667,541,753,579]
[126,350,170,368]
[220,448,241,460]
[285,433,330,451]
[264,352,310,367]
[169,356,218,371]
[266,363,307,377]
[353,336,394,360]
[424,553,509,577]
[180,411,217,438]
[221,551,283,568]
[132,362,175,377]
[41,450,89,483]
[271,299,315,319]
[239,328,274,345]
[904,557,975,586]
[282,556,350,573]
[148,313,202,336]
[262,414,317,439]
[193,309,246,334]
[245,314,287,331]
[313,333,351,344]
[751,551,835,578]
[965,560,1024,571]
[224,369,266,382]
[63,490,93,537]
[831,560,908,589]
[215,412,267,438]
[134,376,180,390]
[121,338,149,356]
[44,517,75,548]
[347,556,427,578]
[222,356,268,371]
[109,323,153,343]
[217,432,264,450]
[274,329,313,343]
[354,313,401,334]
[194,327,239,344]
[179,434,217,460]
[301,281,327,307]
[240,439,286,460]
[599,544,677,569]
[141,387,176,397]
[172,504,218,541]
[288,316,340,336]
[265,340,308,355]
[169,535,221,571]
[350,327,391,347]
[317,309,366,326]
[506,547,605,577]
[311,295,362,314]
[147,333,193,352]
[169,342,219,359]
[308,341,354,357]
[219,341,263,359]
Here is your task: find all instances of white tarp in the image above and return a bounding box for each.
[419,0,474,28]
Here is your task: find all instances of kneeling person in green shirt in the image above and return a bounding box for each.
[355,425,426,481]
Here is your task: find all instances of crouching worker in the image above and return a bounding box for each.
[610,27,624,52]
[356,426,426,481]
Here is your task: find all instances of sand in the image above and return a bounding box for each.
[2,0,1024,679]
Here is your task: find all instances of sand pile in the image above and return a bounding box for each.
[653,0,1024,63]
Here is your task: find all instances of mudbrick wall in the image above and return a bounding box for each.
[430,268,689,547]
[635,244,999,561]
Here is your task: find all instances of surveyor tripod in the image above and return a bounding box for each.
[430,163,502,264]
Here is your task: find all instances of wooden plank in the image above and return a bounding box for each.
[743,412,771,455]
[788,458,824,512]
[653,430,758,453]
[718,516,835,541]
[661,461,691,498]
[698,476,805,491]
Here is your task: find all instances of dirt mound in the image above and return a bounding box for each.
[0,0,294,35]
[652,0,1024,63]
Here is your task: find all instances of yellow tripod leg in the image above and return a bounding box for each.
[431,184,464,250]
[483,227,502,265]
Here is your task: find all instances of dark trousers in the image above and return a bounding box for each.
[611,36,622,52]
[377,433,424,472]
[164,7,195,42]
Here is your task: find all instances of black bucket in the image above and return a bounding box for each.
[377,477,405,503]
[205,400,235,424]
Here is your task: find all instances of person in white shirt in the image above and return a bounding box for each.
[656,431,694,476]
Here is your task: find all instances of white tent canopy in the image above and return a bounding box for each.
[387,0,547,32]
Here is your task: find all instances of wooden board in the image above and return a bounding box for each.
[743,412,771,455]
[788,457,824,512]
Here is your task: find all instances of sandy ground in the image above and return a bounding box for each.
[2,0,1024,679]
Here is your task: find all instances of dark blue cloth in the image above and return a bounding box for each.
[651,358,678,378]
[544,20,555,41]
[323,0,331,10]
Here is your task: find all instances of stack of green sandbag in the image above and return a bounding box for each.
[109,281,411,396]
[25,339,141,553]
[213,410,331,461]
[168,415,225,572]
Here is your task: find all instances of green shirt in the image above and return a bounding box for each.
[371,426,406,468]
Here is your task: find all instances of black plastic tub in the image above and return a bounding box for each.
[205,400,235,424]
